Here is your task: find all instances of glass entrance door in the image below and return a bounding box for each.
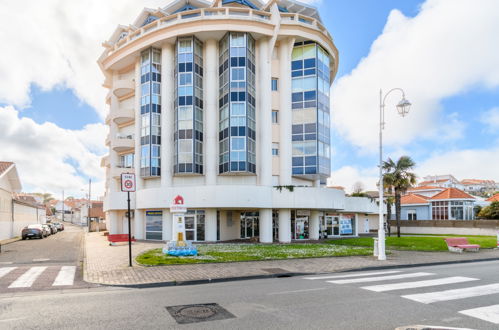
[240,215,259,238]
[295,217,309,239]
[185,214,196,241]
[325,216,333,236]
[184,210,205,241]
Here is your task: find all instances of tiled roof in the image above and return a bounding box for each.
[461,179,496,185]
[0,161,14,176]
[486,194,499,202]
[401,193,430,205]
[408,186,442,191]
[430,188,475,200]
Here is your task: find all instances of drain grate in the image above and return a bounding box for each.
[166,303,235,324]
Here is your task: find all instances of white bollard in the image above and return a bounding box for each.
[373,238,379,257]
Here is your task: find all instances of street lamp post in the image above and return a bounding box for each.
[378,88,411,261]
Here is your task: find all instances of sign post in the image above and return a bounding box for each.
[121,173,136,267]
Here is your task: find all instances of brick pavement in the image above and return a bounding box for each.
[83,232,499,286]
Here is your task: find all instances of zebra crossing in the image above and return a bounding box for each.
[0,265,78,291]
[304,270,499,325]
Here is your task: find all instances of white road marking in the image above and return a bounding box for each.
[0,262,13,265]
[403,283,499,304]
[304,270,401,280]
[268,288,326,295]
[459,304,499,324]
[8,267,47,288]
[328,272,434,284]
[362,277,479,292]
[52,266,76,286]
[0,267,16,278]
[32,258,50,262]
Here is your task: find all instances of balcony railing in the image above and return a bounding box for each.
[106,7,331,57]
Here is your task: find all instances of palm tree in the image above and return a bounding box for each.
[384,194,395,237]
[383,156,417,237]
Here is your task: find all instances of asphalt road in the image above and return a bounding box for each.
[0,223,94,294]
[1,260,499,329]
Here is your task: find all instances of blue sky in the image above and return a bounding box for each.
[0,0,498,196]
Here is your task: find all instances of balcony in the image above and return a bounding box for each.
[111,134,135,152]
[113,79,135,98]
[112,166,134,179]
[111,107,135,125]
[100,155,110,168]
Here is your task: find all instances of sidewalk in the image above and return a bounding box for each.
[83,232,499,286]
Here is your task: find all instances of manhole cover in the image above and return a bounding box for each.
[166,303,236,324]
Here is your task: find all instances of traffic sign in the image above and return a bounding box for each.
[121,173,136,192]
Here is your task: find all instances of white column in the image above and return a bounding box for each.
[205,209,217,242]
[279,39,293,185]
[259,209,273,243]
[134,209,144,239]
[161,43,175,187]
[310,210,320,240]
[258,37,272,186]
[108,211,119,234]
[278,208,291,243]
[204,39,218,185]
[163,210,172,241]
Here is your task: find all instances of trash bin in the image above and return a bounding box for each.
[373,238,378,257]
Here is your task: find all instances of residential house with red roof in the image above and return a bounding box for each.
[400,187,476,221]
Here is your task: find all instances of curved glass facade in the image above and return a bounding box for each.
[174,37,204,174]
[218,32,256,174]
[291,41,331,180]
[140,48,162,177]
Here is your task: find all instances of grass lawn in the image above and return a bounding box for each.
[326,235,497,252]
[136,243,373,266]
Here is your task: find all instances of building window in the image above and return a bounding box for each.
[140,48,161,177]
[145,211,162,240]
[291,41,331,179]
[407,210,417,221]
[272,143,279,156]
[271,78,278,91]
[272,110,278,124]
[174,36,204,174]
[218,32,256,174]
[120,153,134,168]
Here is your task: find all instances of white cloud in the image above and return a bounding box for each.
[417,148,499,182]
[0,0,170,118]
[328,166,379,193]
[480,107,499,132]
[0,106,108,197]
[331,0,499,152]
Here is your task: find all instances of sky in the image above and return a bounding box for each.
[0,0,498,198]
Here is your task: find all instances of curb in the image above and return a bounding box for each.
[93,256,499,289]
[0,237,21,247]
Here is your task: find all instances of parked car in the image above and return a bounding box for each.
[42,224,51,237]
[47,223,57,234]
[22,224,44,240]
[52,222,64,231]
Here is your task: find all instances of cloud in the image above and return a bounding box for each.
[328,166,379,193]
[480,107,499,133]
[417,148,499,182]
[0,106,108,197]
[0,0,170,118]
[331,0,499,151]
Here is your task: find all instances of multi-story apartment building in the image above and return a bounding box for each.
[100,0,374,243]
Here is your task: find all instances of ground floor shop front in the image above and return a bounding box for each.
[107,208,360,243]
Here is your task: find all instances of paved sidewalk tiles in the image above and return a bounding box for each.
[83,232,499,286]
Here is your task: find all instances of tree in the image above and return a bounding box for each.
[478,202,499,219]
[383,156,417,237]
[33,192,55,204]
[385,195,395,237]
[352,181,365,194]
